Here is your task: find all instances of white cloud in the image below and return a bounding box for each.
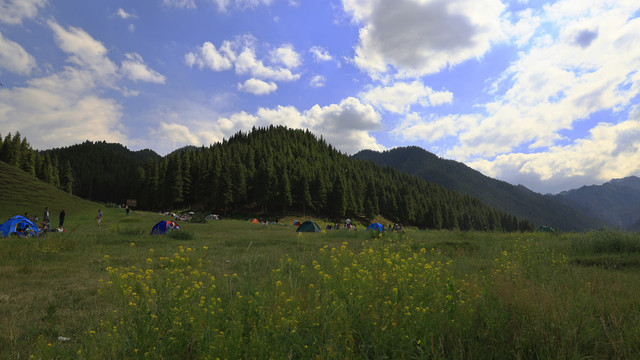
[343,0,506,78]
[378,1,640,193]
[115,8,137,19]
[442,1,640,161]
[235,46,300,81]
[0,20,169,151]
[0,0,46,25]
[0,68,127,150]
[213,0,274,12]
[185,37,301,83]
[185,41,234,71]
[271,44,301,69]
[469,118,640,194]
[128,24,135,32]
[237,78,277,95]
[309,75,325,88]
[309,46,333,62]
[502,8,541,47]
[391,113,480,143]
[162,0,196,9]
[359,80,453,113]
[120,53,166,84]
[299,97,384,153]
[48,20,118,83]
[0,32,37,75]
[147,97,384,155]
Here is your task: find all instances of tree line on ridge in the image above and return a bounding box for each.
[0,127,535,232]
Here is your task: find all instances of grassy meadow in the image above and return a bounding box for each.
[3,163,640,359]
[1,208,640,359]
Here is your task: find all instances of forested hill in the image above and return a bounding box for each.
[43,141,161,203]
[354,146,604,231]
[1,127,534,231]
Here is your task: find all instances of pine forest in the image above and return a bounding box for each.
[0,126,534,232]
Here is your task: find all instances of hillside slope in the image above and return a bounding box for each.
[42,127,535,231]
[354,147,604,231]
[0,161,98,223]
[555,176,640,230]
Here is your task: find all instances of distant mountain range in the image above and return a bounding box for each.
[354,146,639,231]
[555,176,640,231]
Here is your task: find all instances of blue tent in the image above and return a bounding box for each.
[366,223,384,231]
[150,220,181,235]
[0,216,41,238]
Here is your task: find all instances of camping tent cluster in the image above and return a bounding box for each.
[0,216,40,238]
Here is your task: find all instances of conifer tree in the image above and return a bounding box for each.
[166,154,184,206]
[61,160,74,193]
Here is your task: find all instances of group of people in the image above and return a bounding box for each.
[24,207,66,233]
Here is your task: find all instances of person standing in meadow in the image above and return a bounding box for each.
[59,209,66,228]
[96,209,103,228]
[43,207,50,223]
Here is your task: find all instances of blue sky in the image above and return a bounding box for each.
[1,0,639,194]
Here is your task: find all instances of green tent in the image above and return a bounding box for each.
[296,220,321,232]
[539,225,555,232]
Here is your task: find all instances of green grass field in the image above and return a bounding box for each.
[3,162,640,359]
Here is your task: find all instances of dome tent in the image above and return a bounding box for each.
[366,223,384,231]
[150,220,181,235]
[0,215,40,238]
[296,220,321,232]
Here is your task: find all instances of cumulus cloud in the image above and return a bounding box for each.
[309,75,325,88]
[0,32,37,75]
[391,113,480,143]
[359,80,453,113]
[185,36,301,94]
[235,46,300,81]
[120,53,166,84]
[185,41,235,71]
[469,118,640,194]
[440,1,640,161]
[271,44,301,68]
[343,0,506,77]
[380,1,640,193]
[237,78,277,95]
[0,20,167,151]
[146,97,385,155]
[0,0,46,25]
[0,68,127,150]
[309,46,333,62]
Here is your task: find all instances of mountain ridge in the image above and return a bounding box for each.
[354,146,607,231]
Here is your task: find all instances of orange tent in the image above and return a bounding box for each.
[252,218,259,223]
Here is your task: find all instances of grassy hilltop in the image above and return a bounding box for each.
[0,161,99,224]
[2,161,640,359]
